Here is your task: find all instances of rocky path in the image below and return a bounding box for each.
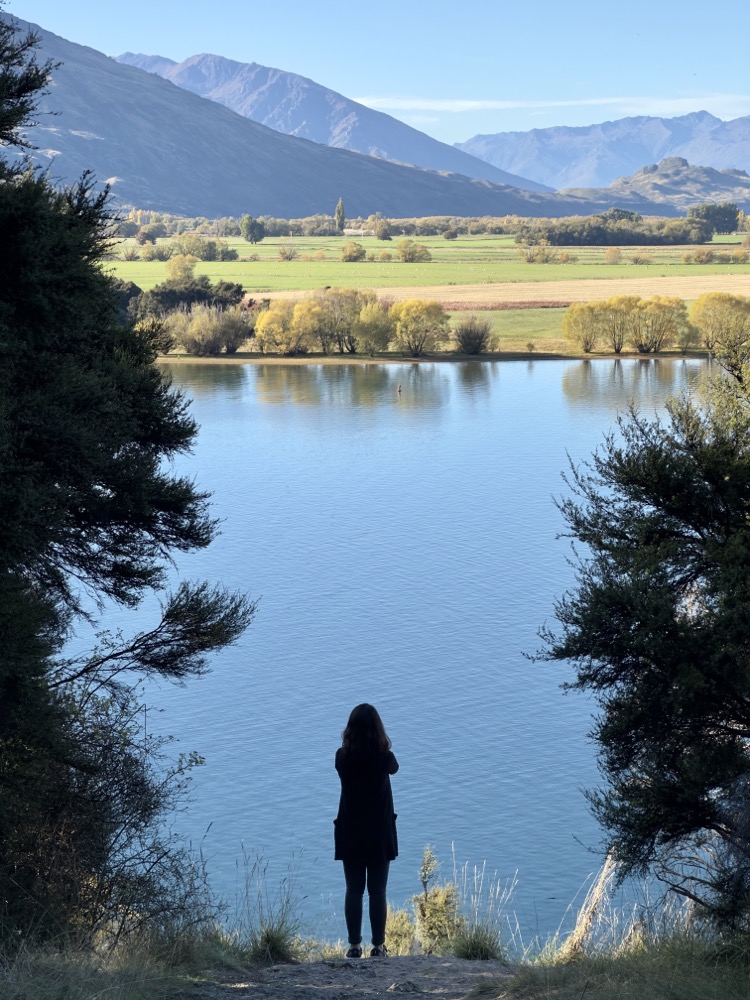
[179,955,514,1000]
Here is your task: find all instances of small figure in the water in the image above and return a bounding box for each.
[397,384,402,395]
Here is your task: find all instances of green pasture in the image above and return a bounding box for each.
[107,233,750,293]
[449,307,567,353]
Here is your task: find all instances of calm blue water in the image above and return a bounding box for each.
[118,358,705,943]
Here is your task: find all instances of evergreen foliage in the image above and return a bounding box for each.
[539,332,750,929]
[0,18,255,942]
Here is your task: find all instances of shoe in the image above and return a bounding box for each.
[370,945,388,957]
[346,946,362,958]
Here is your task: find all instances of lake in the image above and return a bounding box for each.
[133,357,705,945]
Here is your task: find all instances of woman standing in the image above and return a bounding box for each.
[334,704,399,958]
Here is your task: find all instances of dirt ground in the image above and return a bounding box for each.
[270,273,750,308]
[179,955,514,1000]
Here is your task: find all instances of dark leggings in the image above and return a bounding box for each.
[343,859,390,946]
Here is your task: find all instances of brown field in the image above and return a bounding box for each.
[268,273,750,309]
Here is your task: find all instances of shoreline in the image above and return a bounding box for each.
[158,349,709,365]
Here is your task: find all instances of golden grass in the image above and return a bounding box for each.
[267,273,750,308]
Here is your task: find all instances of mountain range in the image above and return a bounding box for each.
[457,112,750,189]
[8,16,638,219]
[7,15,750,219]
[114,51,550,193]
[563,157,750,211]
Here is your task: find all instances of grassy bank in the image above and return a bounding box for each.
[6,853,750,999]
[6,901,749,1000]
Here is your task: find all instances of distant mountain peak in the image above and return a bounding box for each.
[114,50,551,192]
[116,51,176,75]
[562,157,750,210]
[456,112,750,189]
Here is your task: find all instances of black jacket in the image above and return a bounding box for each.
[334,747,399,862]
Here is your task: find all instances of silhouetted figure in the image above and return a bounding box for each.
[334,704,399,958]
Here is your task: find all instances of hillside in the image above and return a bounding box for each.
[115,51,550,193]
[457,112,750,189]
[5,16,664,219]
[562,157,750,211]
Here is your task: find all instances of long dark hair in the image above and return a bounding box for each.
[341,703,392,758]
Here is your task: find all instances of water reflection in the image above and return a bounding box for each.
[161,358,708,417]
[455,361,497,398]
[160,363,248,398]
[562,358,706,412]
[251,362,451,410]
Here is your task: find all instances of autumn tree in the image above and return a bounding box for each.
[562,302,601,353]
[690,293,750,357]
[166,252,198,282]
[254,300,312,355]
[390,299,449,356]
[353,300,395,355]
[628,296,687,354]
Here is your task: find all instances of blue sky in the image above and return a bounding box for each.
[9,0,750,144]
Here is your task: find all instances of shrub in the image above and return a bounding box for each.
[140,242,173,261]
[341,241,366,262]
[120,245,140,260]
[168,304,248,356]
[277,240,298,261]
[558,250,578,264]
[604,247,622,264]
[397,239,432,263]
[692,248,715,264]
[386,906,416,955]
[412,847,465,955]
[166,254,198,282]
[379,250,393,262]
[732,248,749,264]
[629,252,653,264]
[517,240,558,263]
[374,218,392,240]
[454,315,493,354]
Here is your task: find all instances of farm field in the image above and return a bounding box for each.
[109,233,750,355]
[109,233,750,293]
